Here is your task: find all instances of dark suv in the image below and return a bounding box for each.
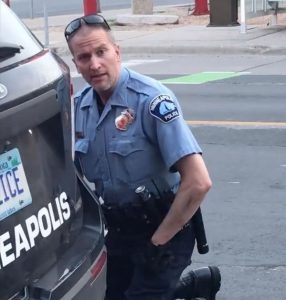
[0,2,106,299]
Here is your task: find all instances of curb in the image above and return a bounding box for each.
[115,14,179,25]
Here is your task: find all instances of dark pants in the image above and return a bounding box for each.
[105,225,196,300]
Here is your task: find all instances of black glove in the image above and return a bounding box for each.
[143,241,175,273]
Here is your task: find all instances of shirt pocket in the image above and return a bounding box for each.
[75,138,89,154]
[109,138,151,183]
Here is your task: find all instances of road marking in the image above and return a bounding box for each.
[186,120,286,128]
[161,72,250,84]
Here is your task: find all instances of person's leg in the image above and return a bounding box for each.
[105,253,134,300]
[126,225,195,300]
[174,265,221,300]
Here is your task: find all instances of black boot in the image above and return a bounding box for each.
[173,266,221,300]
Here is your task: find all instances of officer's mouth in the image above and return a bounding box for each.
[91,73,106,84]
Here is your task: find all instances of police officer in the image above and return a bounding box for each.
[64,14,220,300]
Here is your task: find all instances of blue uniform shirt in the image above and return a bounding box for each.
[74,67,202,203]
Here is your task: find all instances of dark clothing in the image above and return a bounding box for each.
[105,225,196,300]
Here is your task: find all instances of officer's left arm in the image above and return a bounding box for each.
[151,153,212,246]
[145,91,212,246]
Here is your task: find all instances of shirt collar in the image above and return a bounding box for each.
[108,67,129,108]
[79,86,94,109]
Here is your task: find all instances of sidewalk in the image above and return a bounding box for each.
[22,5,286,56]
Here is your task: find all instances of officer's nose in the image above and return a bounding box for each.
[90,54,101,71]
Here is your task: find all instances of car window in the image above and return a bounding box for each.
[0,2,43,68]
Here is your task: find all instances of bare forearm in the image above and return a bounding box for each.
[151,153,212,246]
[151,186,208,245]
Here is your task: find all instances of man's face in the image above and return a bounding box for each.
[69,26,121,101]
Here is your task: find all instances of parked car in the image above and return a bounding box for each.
[0,1,106,299]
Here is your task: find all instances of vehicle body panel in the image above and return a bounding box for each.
[0,2,106,299]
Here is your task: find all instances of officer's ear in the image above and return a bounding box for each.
[114,43,121,62]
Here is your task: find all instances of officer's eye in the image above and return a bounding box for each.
[97,49,106,57]
[77,53,90,62]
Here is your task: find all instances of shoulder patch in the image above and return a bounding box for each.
[149,95,179,123]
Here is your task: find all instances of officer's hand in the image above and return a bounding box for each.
[144,241,175,273]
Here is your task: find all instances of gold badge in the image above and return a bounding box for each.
[115,109,135,131]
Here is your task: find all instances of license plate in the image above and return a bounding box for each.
[0,148,32,221]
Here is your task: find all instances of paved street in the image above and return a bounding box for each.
[169,70,286,300]
[191,124,286,300]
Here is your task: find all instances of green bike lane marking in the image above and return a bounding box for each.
[161,72,250,84]
[160,71,286,128]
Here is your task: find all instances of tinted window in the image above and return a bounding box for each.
[0,2,42,68]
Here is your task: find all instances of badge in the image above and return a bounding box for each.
[149,95,179,123]
[115,109,135,131]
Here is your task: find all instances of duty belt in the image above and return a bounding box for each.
[101,186,175,235]
[101,185,209,255]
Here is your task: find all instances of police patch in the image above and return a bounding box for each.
[149,95,179,123]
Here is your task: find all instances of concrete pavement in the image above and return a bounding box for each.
[21,5,286,56]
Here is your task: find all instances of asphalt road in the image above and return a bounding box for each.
[168,74,285,300]
[70,55,286,299]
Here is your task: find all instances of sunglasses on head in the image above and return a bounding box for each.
[64,14,111,41]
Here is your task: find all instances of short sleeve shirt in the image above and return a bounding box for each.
[74,67,202,197]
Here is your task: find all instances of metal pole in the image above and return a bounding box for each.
[43,0,49,47]
[240,0,247,33]
[30,0,34,19]
[97,0,101,12]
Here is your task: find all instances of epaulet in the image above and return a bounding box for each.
[127,69,159,96]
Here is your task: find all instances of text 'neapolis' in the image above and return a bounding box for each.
[0,191,71,270]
